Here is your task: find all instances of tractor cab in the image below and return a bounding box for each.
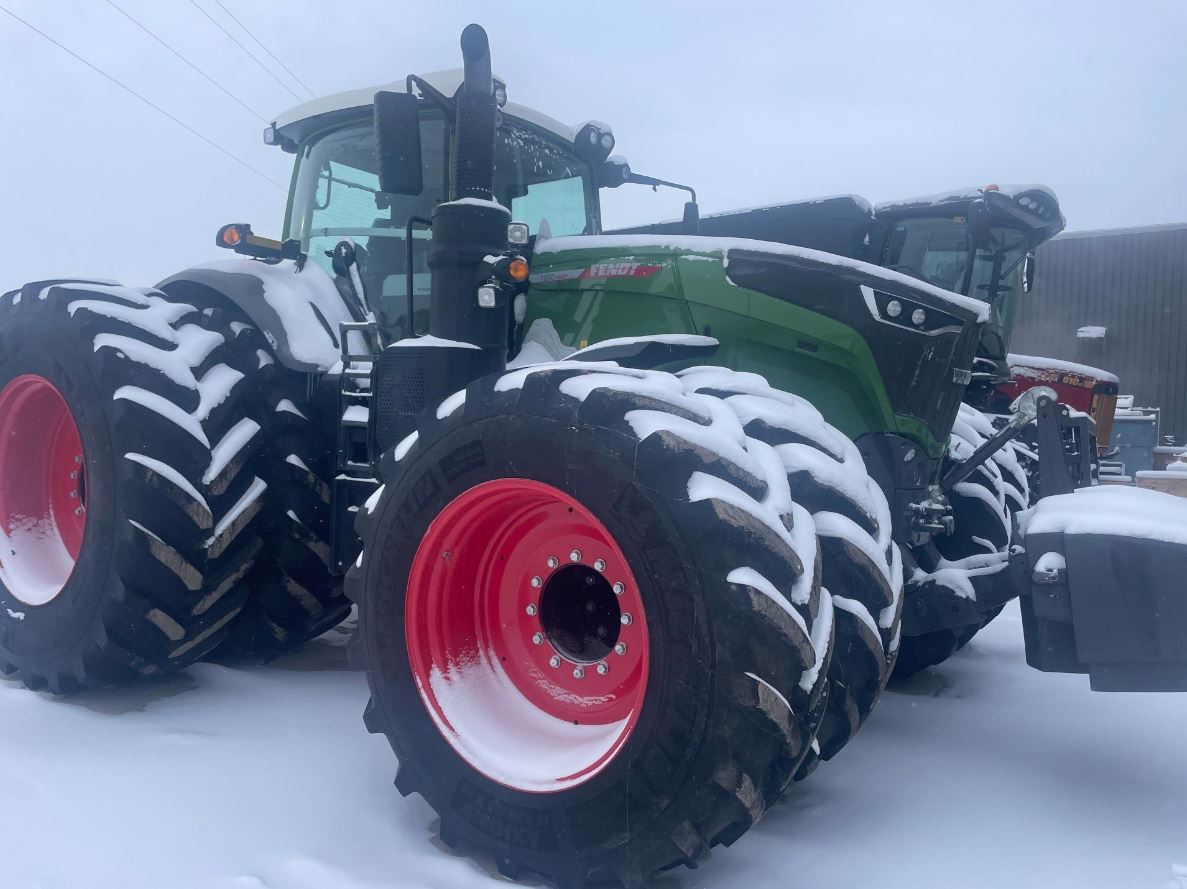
[871,185,1066,371]
[267,70,608,343]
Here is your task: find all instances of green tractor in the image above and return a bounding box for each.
[615,183,1069,672]
[2,24,1184,889]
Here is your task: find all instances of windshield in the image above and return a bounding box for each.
[880,217,1029,355]
[288,113,596,339]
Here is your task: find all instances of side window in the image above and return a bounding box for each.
[293,117,446,339]
[511,177,587,237]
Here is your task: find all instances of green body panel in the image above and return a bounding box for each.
[526,244,945,457]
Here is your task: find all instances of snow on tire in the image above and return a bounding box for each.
[895,404,1030,678]
[348,361,831,887]
[678,367,902,773]
[0,281,259,691]
[199,314,347,660]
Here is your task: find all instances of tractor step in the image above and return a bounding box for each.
[1017,486,1187,691]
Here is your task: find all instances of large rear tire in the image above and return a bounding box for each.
[349,362,833,888]
[0,281,258,691]
[678,367,902,775]
[220,325,347,659]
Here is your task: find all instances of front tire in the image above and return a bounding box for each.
[349,362,831,887]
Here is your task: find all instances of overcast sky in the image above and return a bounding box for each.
[2,0,1185,287]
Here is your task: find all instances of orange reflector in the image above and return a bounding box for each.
[984,183,1000,192]
[508,258,530,282]
[221,226,242,246]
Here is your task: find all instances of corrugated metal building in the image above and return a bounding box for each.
[1012,222,1187,443]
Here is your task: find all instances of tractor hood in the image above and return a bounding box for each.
[531,234,985,450]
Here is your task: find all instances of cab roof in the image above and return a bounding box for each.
[271,68,594,150]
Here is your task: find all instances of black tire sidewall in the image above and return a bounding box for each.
[0,311,120,664]
[364,412,714,864]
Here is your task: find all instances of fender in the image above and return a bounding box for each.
[157,259,355,373]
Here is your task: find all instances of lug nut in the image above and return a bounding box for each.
[68,490,77,499]
[569,549,582,562]
[614,642,627,655]
[525,603,537,616]
[572,666,585,679]
[593,558,606,572]
[69,471,78,480]
[74,507,84,516]
[612,582,625,596]
[549,655,561,668]
[74,455,82,464]
[547,556,559,569]
[530,576,542,588]
[597,662,609,675]
[532,632,544,645]
[620,613,633,626]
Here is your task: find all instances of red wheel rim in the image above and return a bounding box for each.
[406,478,649,793]
[0,375,87,605]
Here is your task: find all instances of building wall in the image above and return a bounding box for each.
[1012,223,1187,443]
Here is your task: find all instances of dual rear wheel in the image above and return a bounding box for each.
[349,362,900,887]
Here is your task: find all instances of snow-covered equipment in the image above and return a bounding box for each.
[2,22,1185,889]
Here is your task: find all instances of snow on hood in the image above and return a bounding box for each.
[1025,485,1187,547]
[535,234,990,322]
[1008,353,1119,384]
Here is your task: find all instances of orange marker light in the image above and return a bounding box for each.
[508,258,530,282]
[984,183,1000,192]
[220,226,242,247]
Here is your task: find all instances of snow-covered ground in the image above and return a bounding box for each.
[2,603,1184,889]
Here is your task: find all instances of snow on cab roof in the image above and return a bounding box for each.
[273,68,589,146]
[535,234,990,321]
[873,184,1059,213]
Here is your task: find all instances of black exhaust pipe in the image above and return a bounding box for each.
[452,23,497,201]
[375,24,509,451]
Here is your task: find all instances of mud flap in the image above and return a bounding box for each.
[1017,530,1187,691]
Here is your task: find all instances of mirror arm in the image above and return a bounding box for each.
[627,172,696,203]
[407,74,455,121]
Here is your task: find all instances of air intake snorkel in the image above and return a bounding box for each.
[426,23,512,370]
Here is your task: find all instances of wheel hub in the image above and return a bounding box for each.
[405,478,649,792]
[0,375,87,606]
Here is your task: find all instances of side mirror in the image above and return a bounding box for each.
[682,201,700,235]
[966,198,992,248]
[598,156,631,189]
[373,91,423,196]
[1023,251,1036,293]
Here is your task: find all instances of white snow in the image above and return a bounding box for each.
[113,385,209,446]
[566,333,718,357]
[275,399,309,420]
[341,405,369,425]
[5,608,25,620]
[744,670,794,714]
[1026,485,1187,546]
[435,389,466,419]
[2,605,1182,889]
[124,453,209,512]
[392,432,418,462]
[726,567,809,637]
[1034,551,1067,577]
[387,335,481,350]
[439,197,510,214]
[363,485,385,514]
[203,418,261,485]
[1076,325,1107,339]
[208,476,267,546]
[534,234,991,321]
[1008,353,1119,384]
[188,260,353,370]
[507,318,577,368]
